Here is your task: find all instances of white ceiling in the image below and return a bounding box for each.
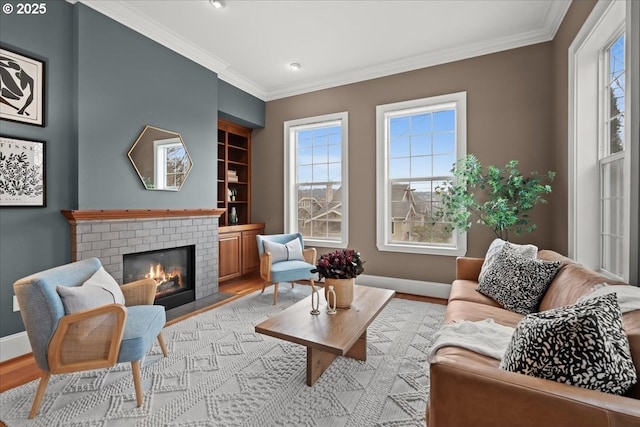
[78,0,571,101]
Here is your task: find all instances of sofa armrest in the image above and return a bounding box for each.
[455,257,484,281]
[121,278,157,306]
[428,351,640,427]
[260,252,272,282]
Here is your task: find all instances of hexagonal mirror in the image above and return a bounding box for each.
[128,125,193,191]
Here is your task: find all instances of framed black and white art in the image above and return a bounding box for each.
[0,136,46,207]
[0,46,45,127]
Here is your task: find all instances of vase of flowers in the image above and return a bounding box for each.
[312,249,364,308]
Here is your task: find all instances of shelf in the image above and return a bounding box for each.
[218,118,252,227]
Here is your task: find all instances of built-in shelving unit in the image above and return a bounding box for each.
[217,119,251,226]
[217,119,264,282]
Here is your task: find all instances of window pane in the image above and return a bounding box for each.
[433,154,456,176]
[313,164,328,182]
[328,144,341,162]
[410,156,431,177]
[298,147,312,165]
[298,165,312,183]
[411,134,430,156]
[390,158,410,179]
[390,116,410,137]
[411,113,431,134]
[313,144,328,164]
[390,137,410,158]
[433,110,455,132]
[433,132,455,154]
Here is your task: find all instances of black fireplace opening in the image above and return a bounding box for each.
[123,245,196,310]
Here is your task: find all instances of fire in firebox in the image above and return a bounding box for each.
[146,263,183,294]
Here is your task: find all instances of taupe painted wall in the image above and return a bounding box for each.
[550,0,598,255]
[252,42,555,284]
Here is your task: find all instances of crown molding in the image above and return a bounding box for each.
[74,0,268,99]
[71,0,571,102]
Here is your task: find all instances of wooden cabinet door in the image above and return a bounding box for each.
[242,229,262,275]
[219,232,242,281]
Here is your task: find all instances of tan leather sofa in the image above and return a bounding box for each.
[427,250,640,427]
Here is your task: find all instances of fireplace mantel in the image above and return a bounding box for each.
[61,208,225,222]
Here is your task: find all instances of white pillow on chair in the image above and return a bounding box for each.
[263,238,305,263]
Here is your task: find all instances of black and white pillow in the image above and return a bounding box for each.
[477,244,561,315]
[500,293,637,395]
[478,238,538,283]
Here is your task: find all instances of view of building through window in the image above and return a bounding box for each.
[388,108,456,245]
[294,122,343,242]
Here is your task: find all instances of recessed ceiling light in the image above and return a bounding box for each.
[210,0,225,9]
[289,63,301,71]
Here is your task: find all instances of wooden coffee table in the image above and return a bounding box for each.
[254,285,395,386]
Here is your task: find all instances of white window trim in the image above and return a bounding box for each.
[375,92,467,256]
[568,0,631,280]
[284,112,349,248]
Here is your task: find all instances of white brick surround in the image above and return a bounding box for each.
[63,210,222,301]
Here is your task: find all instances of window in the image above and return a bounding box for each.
[569,0,635,281]
[376,92,467,256]
[154,138,189,190]
[600,33,625,278]
[284,112,348,247]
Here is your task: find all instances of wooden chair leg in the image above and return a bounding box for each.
[131,360,143,407]
[157,333,168,357]
[291,282,294,289]
[261,281,267,294]
[28,372,51,419]
[273,283,279,305]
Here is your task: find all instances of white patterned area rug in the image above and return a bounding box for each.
[0,286,446,427]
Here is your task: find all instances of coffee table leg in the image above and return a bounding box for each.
[307,347,338,386]
[345,330,367,361]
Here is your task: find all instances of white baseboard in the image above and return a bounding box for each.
[0,331,31,363]
[355,274,451,300]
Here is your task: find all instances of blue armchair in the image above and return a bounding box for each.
[256,233,317,304]
[13,258,168,418]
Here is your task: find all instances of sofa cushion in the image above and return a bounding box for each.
[444,300,524,328]
[479,239,538,283]
[500,293,637,395]
[477,245,561,315]
[449,280,502,307]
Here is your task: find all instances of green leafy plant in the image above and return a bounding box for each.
[434,155,555,241]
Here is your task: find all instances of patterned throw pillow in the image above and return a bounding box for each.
[477,244,561,314]
[478,239,538,283]
[500,294,637,395]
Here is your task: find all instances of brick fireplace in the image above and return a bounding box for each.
[62,209,224,305]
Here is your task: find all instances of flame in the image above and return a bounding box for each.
[145,263,182,287]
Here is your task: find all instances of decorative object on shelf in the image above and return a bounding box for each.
[228,207,238,225]
[128,125,192,192]
[326,285,337,314]
[434,154,555,241]
[231,188,237,201]
[312,249,365,309]
[310,283,320,315]
[0,136,46,207]
[227,169,238,182]
[0,46,45,127]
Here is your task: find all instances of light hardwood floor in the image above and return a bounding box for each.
[0,275,446,424]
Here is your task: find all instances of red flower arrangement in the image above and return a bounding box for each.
[312,249,365,280]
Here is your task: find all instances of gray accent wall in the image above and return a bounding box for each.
[0,0,76,337]
[75,5,218,209]
[0,2,265,339]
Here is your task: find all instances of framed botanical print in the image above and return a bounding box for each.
[0,46,45,127]
[0,136,46,207]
